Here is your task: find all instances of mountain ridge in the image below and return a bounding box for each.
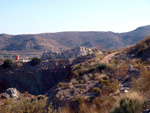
[0,25,150,56]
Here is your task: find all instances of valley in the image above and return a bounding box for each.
[0,26,150,113]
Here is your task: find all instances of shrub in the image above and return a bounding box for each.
[2,59,13,69]
[92,87,101,94]
[99,78,110,86]
[89,63,107,73]
[99,63,107,70]
[77,96,115,113]
[74,96,87,104]
[113,65,127,77]
[78,80,84,84]
[16,62,22,68]
[0,97,59,113]
[30,57,42,66]
[57,82,64,88]
[110,97,142,113]
[133,69,150,94]
[110,91,145,113]
[111,82,120,92]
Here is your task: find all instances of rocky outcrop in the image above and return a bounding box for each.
[0,59,71,95]
[0,46,103,96]
[1,88,19,100]
[42,46,103,60]
[52,80,100,102]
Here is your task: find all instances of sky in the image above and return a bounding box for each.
[0,0,150,35]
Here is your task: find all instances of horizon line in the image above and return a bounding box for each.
[0,24,150,36]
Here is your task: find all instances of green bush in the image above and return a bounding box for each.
[99,63,107,70]
[110,98,142,113]
[99,78,110,86]
[2,59,13,69]
[57,82,64,88]
[30,57,42,66]
[92,87,101,94]
[89,63,107,73]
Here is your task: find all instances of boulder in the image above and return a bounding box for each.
[1,88,19,100]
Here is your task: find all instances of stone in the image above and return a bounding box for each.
[1,88,19,100]
[42,46,103,60]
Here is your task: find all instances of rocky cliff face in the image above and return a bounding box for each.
[0,60,71,95]
[0,47,102,95]
[42,46,103,60]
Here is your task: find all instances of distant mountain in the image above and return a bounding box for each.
[118,25,150,46]
[0,25,150,55]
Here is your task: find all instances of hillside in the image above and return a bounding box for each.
[118,25,150,46]
[0,25,150,56]
[0,44,150,112]
[125,36,150,61]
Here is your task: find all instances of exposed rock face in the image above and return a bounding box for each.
[0,59,71,95]
[42,46,103,60]
[1,88,19,99]
[0,47,102,95]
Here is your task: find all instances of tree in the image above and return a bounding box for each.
[2,59,13,69]
[30,57,42,66]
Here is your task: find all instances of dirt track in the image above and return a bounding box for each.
[101,51,120,64]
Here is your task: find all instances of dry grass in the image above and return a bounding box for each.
[110,91,145,113]
[62,96,116,113]
[115,91,145,105]
[62,91,145,113]
[0,97,59,113]
[62,105,75,113]
[133,68,150,97]
[113,64,127,77]
[78,96,115,113]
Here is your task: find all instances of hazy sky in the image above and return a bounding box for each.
[0,0,150,34]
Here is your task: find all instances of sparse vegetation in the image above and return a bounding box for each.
[30,57,42,66]
[99,78,110,86]
[57,82,64,88]
[1,35,150,113]
[92,87,101,94]
[0,97,59,113]
[74,96,87,104]
[133,68,150,96]
[110,97,142,113]
[126,36,150,61]
[110,91,146,113]
[2,59,13,69]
